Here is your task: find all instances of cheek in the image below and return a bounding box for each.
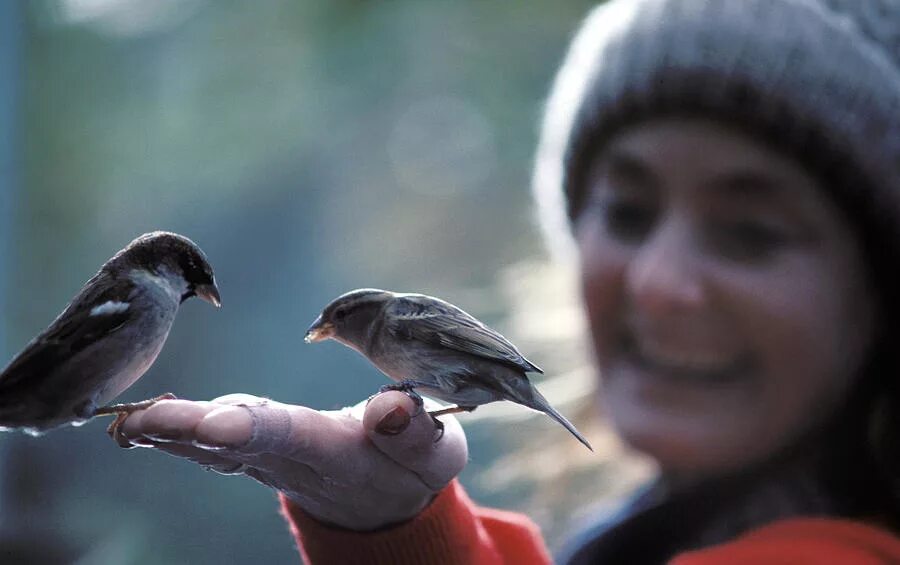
[577,221,629,360]
[659,257,876,476]
[727,261,872,432]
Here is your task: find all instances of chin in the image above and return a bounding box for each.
[607,401,772,478]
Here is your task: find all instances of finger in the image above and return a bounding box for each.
[194,403,291,454]
[139,440,237,468]
[120,396,369,487]
[363,392,468,490]
[193,402,355,462]
[114,397,333,484]
[119,396,267,446]
[210,393,270,406]
[126,429,318,484]
[120,399,217,442]
[113,408,168,447]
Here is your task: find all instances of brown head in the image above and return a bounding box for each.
[305,288,394,347]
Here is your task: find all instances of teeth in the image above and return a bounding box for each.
[632,336,735,373]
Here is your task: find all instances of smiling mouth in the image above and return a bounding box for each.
[619,332,753,384]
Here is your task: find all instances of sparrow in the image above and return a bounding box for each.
[305,288,592,450]
[0,231,221,436]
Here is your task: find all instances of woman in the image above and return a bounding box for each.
[116,0,900,562]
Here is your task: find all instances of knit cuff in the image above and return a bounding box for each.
[280,480,503,565]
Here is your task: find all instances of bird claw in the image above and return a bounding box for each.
[425,405,475,443]
[94,392,178,417]
[430,414,445,442]
[377,382,425,416]
[407,393,425,416]
[107,412,134,448]
[96,392,178,448]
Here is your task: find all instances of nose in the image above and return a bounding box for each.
[624,218,706,316]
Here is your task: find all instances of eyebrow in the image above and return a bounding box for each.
[598,148,793,202]
[598,149,659,188]
[707,170,786,198]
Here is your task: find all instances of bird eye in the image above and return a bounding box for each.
[334,308,348,321]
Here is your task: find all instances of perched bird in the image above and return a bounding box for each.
[305,288,592,450]
[0,231,221,436]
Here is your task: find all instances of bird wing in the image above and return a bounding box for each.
[0,271,137,390]
[384,294,543,373]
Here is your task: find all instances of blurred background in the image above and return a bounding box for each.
[0,1,650,563]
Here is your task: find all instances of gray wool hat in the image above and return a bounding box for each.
[533,0,900,254]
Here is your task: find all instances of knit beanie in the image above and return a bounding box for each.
[533,0,900,252]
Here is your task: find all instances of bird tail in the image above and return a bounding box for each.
[521,384,593,451]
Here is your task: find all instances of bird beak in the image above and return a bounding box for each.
[195,283,222,308]
[304,315,334,343]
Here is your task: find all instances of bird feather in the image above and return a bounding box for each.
[385,295,543,373]
[0,272,136,391]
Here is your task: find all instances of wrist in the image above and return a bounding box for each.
[281,480,496,563]
[282,488,439,532]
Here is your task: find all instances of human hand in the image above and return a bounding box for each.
[114,392,468,531]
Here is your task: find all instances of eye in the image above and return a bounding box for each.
[585,196,657,242]
[334,308,348,321]
[708,220,789,262]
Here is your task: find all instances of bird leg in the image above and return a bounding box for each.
[374,384,477,441]
[93,392,179,417]
[427,405,477,442]
[94,392,178,448]
[377,381,426,415]
[428,404,477,418]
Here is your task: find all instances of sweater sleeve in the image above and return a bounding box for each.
[670,518,900,565]
[279,480,553,565]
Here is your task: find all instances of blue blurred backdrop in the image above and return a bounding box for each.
[0,1,649,563]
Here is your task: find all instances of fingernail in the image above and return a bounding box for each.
[115,432,137,449]
[192,439,229,451]
[375,406,410,435]
[126,438,154,447]
[143,430,182,442]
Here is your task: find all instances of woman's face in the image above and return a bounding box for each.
[577,119,877,477]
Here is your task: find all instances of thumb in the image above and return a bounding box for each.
[362,391,468,491]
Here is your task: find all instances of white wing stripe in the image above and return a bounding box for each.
[90,301,130,316]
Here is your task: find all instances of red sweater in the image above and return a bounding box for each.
[280,480,900,564]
